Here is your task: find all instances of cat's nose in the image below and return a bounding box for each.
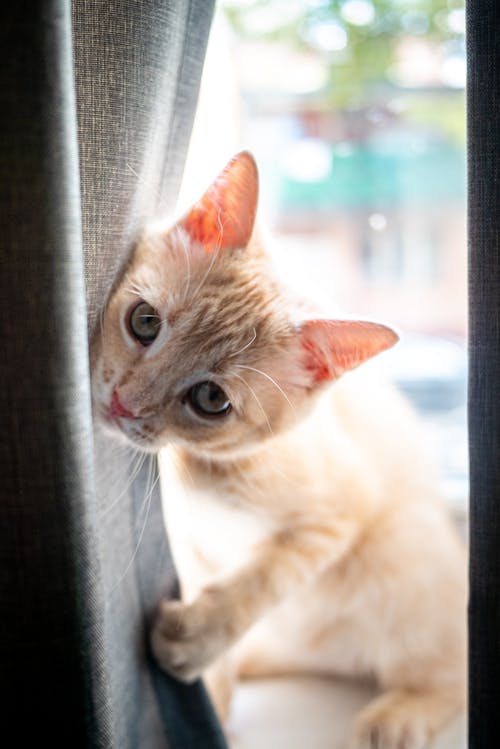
[110,389,136,419]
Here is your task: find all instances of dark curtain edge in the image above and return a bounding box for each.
[466,0,500,746]
[0,0,113,745]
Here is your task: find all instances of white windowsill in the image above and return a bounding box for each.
[228,676,466,749]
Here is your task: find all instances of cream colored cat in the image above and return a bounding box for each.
[91,152,466,749]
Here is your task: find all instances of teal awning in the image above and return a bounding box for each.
[278,140,465,211]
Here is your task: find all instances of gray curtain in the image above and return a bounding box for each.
[0,1,227,747]
[467,0,500,746]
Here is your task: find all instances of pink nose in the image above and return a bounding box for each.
[110,389,135,419]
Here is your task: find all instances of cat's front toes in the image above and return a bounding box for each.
[351,720,427,749]
[350,691,431,749]
[151,593,230,683]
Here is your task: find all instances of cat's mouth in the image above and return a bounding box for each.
[97,406,157,450]
[96,403,126,432]
[99,390,142,430]
[109,389,137,419]
[93,391,133,430]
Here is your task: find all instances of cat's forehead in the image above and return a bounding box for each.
[167,273,286,364]
[116,226,290,370]
[127,226,275,313]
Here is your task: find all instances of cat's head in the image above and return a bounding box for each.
[91,151,398,458]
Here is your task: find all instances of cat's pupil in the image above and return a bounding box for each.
[128,301,161,345]
[188,381,231,418]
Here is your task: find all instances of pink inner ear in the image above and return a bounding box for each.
[300,319,399,385]
[180,151,258,253]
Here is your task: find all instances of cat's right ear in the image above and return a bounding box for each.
[293,319,399,387]
[178,151,259,253]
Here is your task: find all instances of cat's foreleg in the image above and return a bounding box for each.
[350,686,465,749]
[151,519,355,682]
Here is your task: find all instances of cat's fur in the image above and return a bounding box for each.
[91,152,466,749]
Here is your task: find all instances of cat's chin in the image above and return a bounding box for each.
[95,413,130,442]
[175,438,272,464]
[93,410,158,453]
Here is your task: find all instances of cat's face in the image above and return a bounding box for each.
[91,152,397,458]
[91,227,300,456]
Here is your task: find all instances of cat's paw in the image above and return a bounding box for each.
[151,590,231,683]
[350,691,433,749]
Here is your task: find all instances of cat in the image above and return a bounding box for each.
[91,151,466,749]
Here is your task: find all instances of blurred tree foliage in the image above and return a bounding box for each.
[222,0,465,113]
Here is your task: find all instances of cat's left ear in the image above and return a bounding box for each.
[179,151,258,253]
[295,319,399,387]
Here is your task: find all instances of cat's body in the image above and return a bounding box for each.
[162,372,466,727]
[91,153,466,749]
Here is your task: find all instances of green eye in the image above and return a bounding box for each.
[128,301,161,345]
[187,381,231,418]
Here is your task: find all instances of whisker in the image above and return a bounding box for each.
[108,458,160,596]
[176,229,192,305]
[189,208,227,302]
[154,318,169,331]
[235,364,296,418]
[122,275,151,304]
[144,451,156,502]
[232,372,274,436]
[98,449,146,519]
[125,162,142,181]
[99,302,107,346]
[167,448,196,490]
[190,241,221,302]
[125,162,163,207]
[228,327,257,359]
[123,287,144,298]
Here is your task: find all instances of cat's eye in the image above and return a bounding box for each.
[186,381,231,418]
[128,301,161,345]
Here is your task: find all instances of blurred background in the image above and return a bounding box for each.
[179,0,467,518]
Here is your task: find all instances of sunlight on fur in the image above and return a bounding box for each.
[91,152,466,749]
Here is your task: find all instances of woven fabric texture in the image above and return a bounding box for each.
[0,1,111,745]
[467,0,500,746]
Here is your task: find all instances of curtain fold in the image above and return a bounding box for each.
[1,1,227,746]
[0,1,113,745]
[467,0,500,746]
